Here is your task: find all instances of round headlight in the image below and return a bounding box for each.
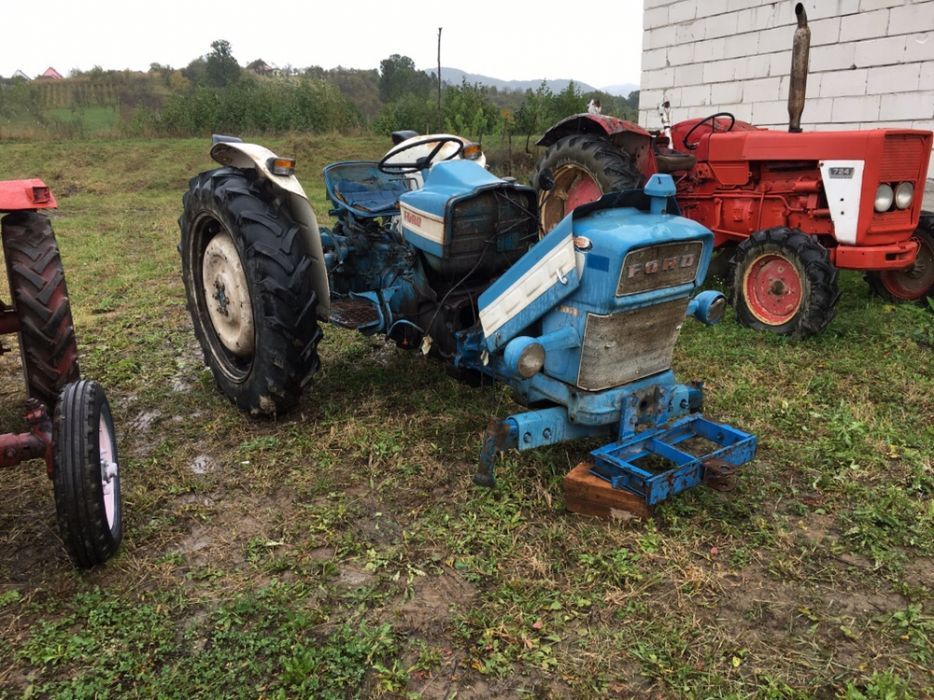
[874,184,894,213]
[894,182,914,210]
[706,296,726,324]
[517,342,545,378]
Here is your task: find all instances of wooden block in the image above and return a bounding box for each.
[564,462,653,521]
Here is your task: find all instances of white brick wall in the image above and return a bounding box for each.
[639,0,934,182]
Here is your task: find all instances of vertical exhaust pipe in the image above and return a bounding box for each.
[788,3,810,133]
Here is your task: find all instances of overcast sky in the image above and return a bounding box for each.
[2,0,643,89]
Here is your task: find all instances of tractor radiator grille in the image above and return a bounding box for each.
[617,241,703,296]
[447,187,537,276]
[880,135,926,182]
[577,298,689,391]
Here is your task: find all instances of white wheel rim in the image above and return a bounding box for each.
[202,231,255,357]
[98,415,117,529]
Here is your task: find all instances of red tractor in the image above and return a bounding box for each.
[0,177,121,567]
[535,4,932,337]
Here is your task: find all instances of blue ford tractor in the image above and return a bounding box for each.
[179,134,756,507]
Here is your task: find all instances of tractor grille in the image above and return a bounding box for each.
[446,187,537,276]
[577,298,689,391]
[880,135,926,181]
[617,241,703,296]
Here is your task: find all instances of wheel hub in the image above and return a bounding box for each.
[98,415,118,530]
[213,280,230,316]
[202,231,255,357]
[743,254,804,325]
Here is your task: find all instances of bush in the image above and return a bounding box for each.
[144,78,360,136]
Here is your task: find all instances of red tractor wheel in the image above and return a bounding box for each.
[731,228,839,338]
[1,212,80,408]
[865,213,933,304]
[534,134,643,234]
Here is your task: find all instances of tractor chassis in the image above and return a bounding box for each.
[0,398,54,475]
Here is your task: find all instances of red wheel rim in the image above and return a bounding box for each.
[565,172,603,212]
[877,232,933,301]
[540,164,603,234]
[743,253,804,325]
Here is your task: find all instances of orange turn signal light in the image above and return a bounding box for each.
[462,143,482,160]
[267,157,296,176]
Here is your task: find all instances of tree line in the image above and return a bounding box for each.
[0,40,640,142]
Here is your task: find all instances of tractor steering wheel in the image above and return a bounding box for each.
[378,136,464,174]
[682,112,736,150]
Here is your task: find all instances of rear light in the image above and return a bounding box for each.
[874,184,894,213]
[894,181,914,209]
[266,157,296,176]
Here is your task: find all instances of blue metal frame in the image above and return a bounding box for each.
[590,415,757,505]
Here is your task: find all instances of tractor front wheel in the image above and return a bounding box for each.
[179,169,323,416]
[534,134,643,234]
[1,212,80,409]
[731,228,839,337]
[53,380,122,568]
[865,212,933,304]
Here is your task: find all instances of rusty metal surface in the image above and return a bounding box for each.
[328,297,380,329]
[788,3,810,133]
[474,418,515,487]
[0,399,53,474]
[577,297,689,391]
[617,241,704,296]
[0,308,20,336]
[703,458,738,491]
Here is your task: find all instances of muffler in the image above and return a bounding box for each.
[788,3,810,133]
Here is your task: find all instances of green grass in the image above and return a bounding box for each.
[0,135,931,698]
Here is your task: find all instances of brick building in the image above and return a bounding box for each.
[638,0,934,182]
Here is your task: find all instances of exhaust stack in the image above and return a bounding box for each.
[788,3,810,133]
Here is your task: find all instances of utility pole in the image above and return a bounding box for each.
[437,27,443,131]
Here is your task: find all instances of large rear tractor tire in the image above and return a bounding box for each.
[865,212,933,304]
[534,134,643,234]
[730,228,839,338]
[179,169,323,416]
[1,212,80,409]
[53,379,122,568]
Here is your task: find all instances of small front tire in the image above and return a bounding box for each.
[865,212,933,304]
[53,380,122,568]
[731,228,839,338]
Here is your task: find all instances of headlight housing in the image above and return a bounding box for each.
[874,184,894,212]
[894,182,914,210]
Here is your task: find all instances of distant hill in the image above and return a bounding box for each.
[424,67,638,97]
[602,83,639,97]
[427,67,600,94]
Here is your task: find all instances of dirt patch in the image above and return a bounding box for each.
[350,503,402,547]
[902,556,934,590]
[335,563,374,588]
[169,489,293,572]
[189,455,216,475]
[385,568,476,637]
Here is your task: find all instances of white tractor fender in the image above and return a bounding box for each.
[210,141,331,318]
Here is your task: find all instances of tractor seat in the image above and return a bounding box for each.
[654,147,696,173]
[323,161,410,218]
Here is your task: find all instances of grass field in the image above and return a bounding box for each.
[0,136,931,698]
